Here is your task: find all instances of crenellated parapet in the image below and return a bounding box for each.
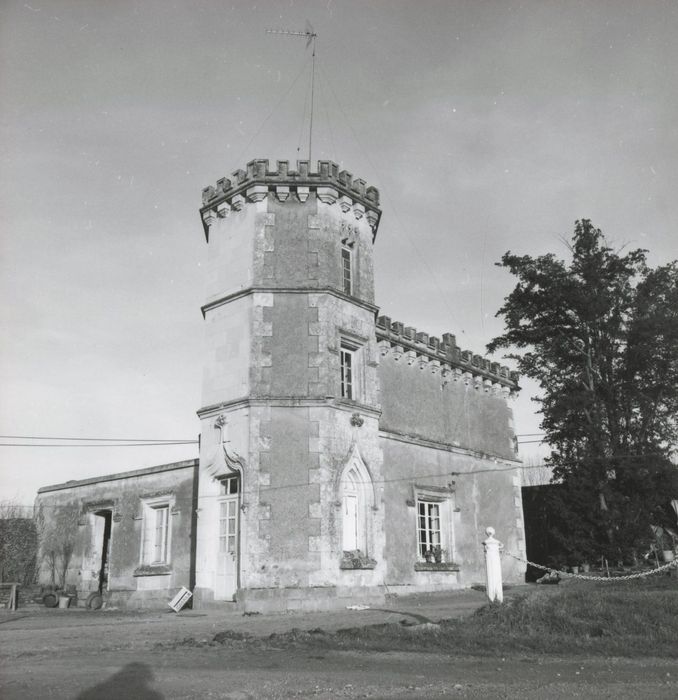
[376,315,519,396]
[200,159,381,242]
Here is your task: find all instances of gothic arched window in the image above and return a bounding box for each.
[340,453,373,554]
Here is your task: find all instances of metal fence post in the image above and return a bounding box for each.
[483,526,503,603]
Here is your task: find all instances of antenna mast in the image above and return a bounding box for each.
[266,22,318,163]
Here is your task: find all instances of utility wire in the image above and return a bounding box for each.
[10,452,669,511]
[0,435,197,443]
[233,53,310,168]
[0,441,197,448]
[316,58,467,338]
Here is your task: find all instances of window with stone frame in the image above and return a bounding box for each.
[417,499,441,558]
[340,342,359,400]
[413,486,455,564]
[141,498,172,565]
[341,243,354,296]
[339,450,377,570]
[342,465,366,552]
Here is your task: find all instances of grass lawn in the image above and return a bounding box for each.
[256,577,678,657]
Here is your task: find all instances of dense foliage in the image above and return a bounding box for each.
[488,220,678,562]
[0,514,38,586]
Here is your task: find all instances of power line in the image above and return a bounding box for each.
[0,435,197,443]
[0,441,197,448]
[316,58,468,337]
[8,453,671,511]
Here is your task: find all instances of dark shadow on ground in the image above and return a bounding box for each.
[369,609,433,624]
[76,662,163,700]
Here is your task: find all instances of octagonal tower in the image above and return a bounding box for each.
[195,159,386,610]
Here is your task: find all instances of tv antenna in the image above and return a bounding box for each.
[265,21,318,163]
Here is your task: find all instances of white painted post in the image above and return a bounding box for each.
[483,526,504,603]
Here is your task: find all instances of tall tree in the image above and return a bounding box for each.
[488,220,678,562]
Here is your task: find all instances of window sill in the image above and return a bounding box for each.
[414,562,460,572]
[340,551,377,570]
[133,564,172,577]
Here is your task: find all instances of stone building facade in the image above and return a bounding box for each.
[34,159,525,611]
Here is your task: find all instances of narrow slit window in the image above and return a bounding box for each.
[153,506,169,563]
[340,346,354,399]
[342,245,353,296]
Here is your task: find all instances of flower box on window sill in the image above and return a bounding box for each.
[414,561,460,572]
[340,550,377,570]
[133,564,172,577]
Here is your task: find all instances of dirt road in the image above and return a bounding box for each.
[1,589,675,699]
[2,645,676,699]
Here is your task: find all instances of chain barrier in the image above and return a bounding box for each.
[502,549,678,581]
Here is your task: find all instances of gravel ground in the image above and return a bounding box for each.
[2,585,675,699]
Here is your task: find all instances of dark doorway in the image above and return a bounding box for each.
[94,510,112,593]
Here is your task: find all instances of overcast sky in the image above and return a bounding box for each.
[2,0,677,506]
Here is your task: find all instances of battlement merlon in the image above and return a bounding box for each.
[376,315,520,393]
[200,159,382,242]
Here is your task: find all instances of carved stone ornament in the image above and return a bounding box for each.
[350,413,364,427]
[203,414,246,480]
[340,220,357,246]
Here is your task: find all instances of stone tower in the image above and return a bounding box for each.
[195,159,386,609]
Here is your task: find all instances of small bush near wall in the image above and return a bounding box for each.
[0,518,38,586]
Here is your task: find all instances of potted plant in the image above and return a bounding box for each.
[433,545,443,564]
[424,548,434,563]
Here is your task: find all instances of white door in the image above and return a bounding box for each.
[216,497,239,600]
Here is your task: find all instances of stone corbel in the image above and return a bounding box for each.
[483,379,493,393]
[418,356,429,371]
[246,185,268,203]
[453,368,463,382]
[474,375,483,391]
[441,364,452,386]
[316,186,338,204]
[296,187,310,203]
[405,350,417,365]
[378,340,391,356]
[352,202,365,220]
[392,345,404,362]
[430,359,440,374]
[366,210,379,230]
[230,194,245,211]
[463,371,473,386]
[216,202,230,218]
[202,209,216,228]
[339,195,352,213]
[275,186,290,202]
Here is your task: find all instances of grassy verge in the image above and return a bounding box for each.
[220,578,678,657]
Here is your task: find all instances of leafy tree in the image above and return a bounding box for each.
[488,220,678,563]
[38,504,81,587]
[0,501,38,586]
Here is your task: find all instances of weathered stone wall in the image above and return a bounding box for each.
[35,460,197,609]
[378,350,516,460]
[196,159,525,610]
[379,436,525,591]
